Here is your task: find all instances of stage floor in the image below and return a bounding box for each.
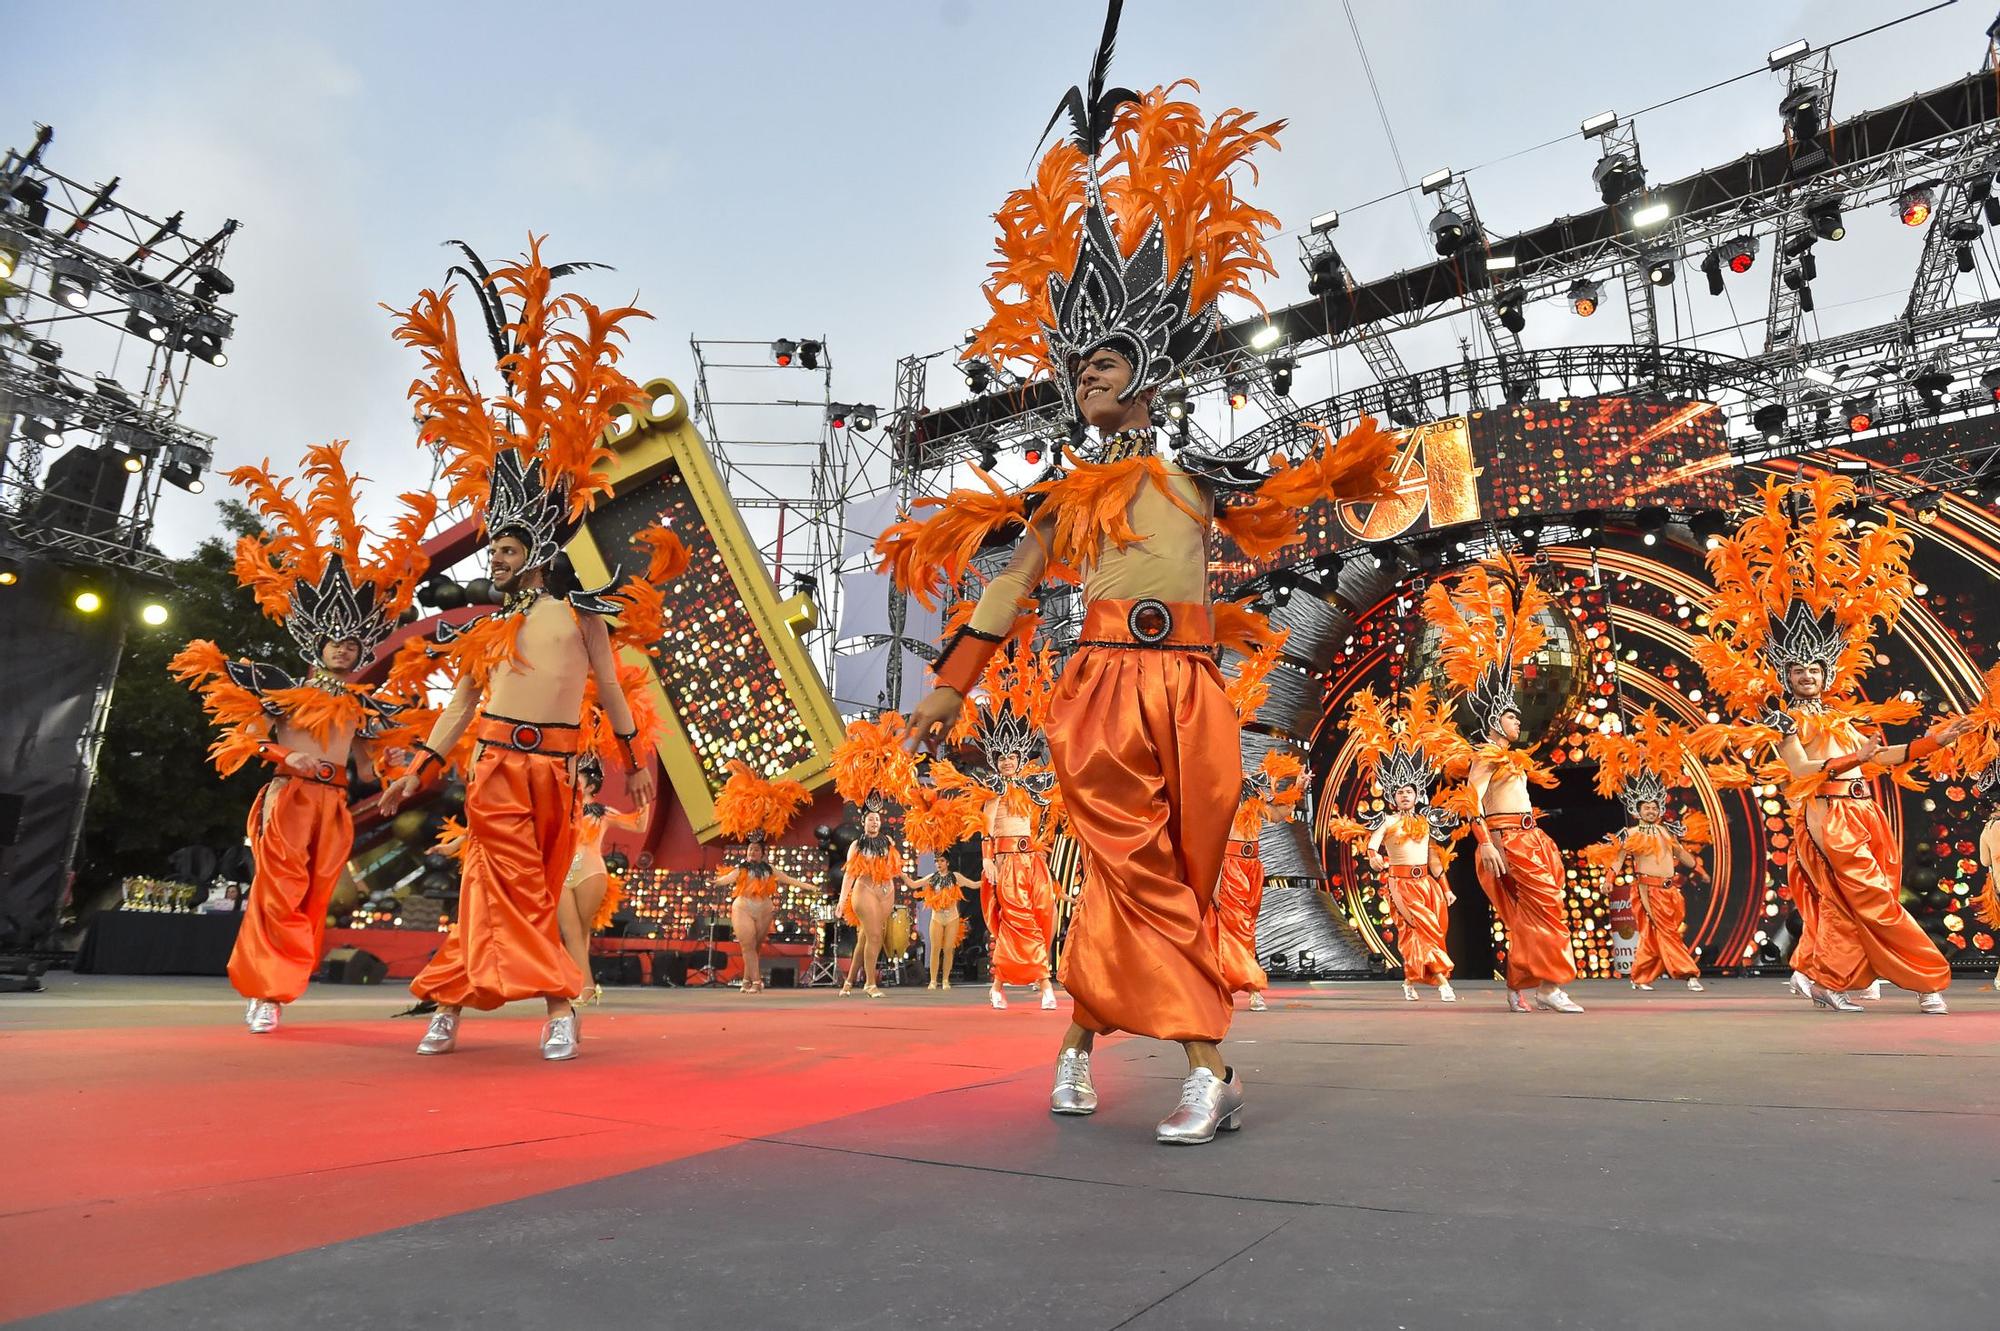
[5,973,1996,1329]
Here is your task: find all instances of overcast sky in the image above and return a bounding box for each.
[8,0,1987,562]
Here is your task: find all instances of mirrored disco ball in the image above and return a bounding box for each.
[1408,596,1589,748]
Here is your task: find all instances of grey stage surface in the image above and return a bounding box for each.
[9,974,1997,1330]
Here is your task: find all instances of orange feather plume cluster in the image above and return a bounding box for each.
[604,524,692,657]
[714,760,812,842]
[1341,683,1471,787]
[967,82,1284,384]
[1219,419,1401,561]
[167,639,371,775]
[228,440,437,632]
[831,712,920,806]
[1225,625,1290,722]
[1419,555,1551,706]
[1920,662,2000,786]
[901,782,987,855]
[1692,476,1914,715]
[581,660,661,772]
[1583,706,1694,800]
[874,472,1033,609]
[386,235,649,530]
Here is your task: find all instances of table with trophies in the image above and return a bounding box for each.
[74,878,247,976]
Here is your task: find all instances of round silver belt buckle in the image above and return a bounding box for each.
[1127,598,1173,644]
[512,723,544,751]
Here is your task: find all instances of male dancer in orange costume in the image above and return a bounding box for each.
[1216,753,1303,1012]
[887,3,1396,1142]
[712,760,814,994]
[1424,559,1583,1013]
[1584,708,1710,992]
[378,246,671,1060]
[172,443,433,1034]
[1331,685,1466,1003]
[1692,478,1968,1013]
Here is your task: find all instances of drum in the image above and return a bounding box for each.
[885,905,914,958]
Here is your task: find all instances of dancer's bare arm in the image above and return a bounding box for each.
[580,614,656,805]
[379,675,479,814]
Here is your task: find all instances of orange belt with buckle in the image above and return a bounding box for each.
[1226,839,1260,861]
[1479,811,1537,832]
[1078,599,1215,650]
[987,835,1036,854]
[1386,863,1431,879]
[474,712,584,756]
[1811,780,1873,801]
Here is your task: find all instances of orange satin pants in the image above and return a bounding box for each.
[982,845,1056,986]
[1387,864,1454,986]
[230,777,353,1004]
[1047,645,1237,1043]
[1476,819,1577,989]
[412,746,586,1010]
[1215,841,1268,995]
[1791,795,1950,993]
[1630,873,1700,983]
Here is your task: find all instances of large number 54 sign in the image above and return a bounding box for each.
[1336,418,1481,542]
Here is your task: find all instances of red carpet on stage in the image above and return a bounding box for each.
[0,987,1066,1322]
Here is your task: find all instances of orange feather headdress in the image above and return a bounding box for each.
[1692,476,1913,715]
[227,441,436,664]
[831,712,920,809]
[714,760,811,845]
[1584,705,1693,819]
[387,236,648,570]
[1420,555,1551,737]
[965,2,1283,418]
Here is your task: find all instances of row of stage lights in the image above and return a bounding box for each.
[6,347,213,490]
[0,558,172,623]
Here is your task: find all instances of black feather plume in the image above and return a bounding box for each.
[1032,0,1139,163]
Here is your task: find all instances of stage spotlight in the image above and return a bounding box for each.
[1160,384,1189,421]
[1700,252,1725,297]
[1636,506,1669,546]
[1781,86,1825,150]
[1807,198,1845,241]
[120,452,145,474]
[963,357,992,394]
[1250,324,1283,351]
[1569,279,1600,317]
[1983,368,2000,402]
[1429,208,1469,257]
[0,226,21,281]
[74,589,105,614]
[1914,492,1942,525]
[1721,235,1757,274]
[139,601,170,627]
[1022,440,1043,465]
[1269,356,1295,398]
[797,339,822,370]
[1644,250,1676,286]
[50,255,94,309]
[1307,248,1347,298]
[0,559,19,587]
[1752,403,1787,438]
[770,338,797,367]
[977,444,999,471]
[1225,375,1249,410]
[1950,219,1981,273]
[1494,286,1526,334]
[1844,395,1875,432]
[851,404,878,431]
[1913,368,1953,412]
[431,580,468,611]
[1897,185,1934,227]
[1688,510,1727,548]
[1504,378,1535,405]
[827,403,849,429]
[1592,152,1644,207]
[1629,199,1671,229]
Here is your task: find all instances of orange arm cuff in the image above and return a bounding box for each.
[932,626,1004,696]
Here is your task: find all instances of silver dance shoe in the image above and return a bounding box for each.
[1438,981,1457,1003]
[1507,989,1532,1013]
[1050,1048,1097,1115]
[247,1000,281,1034]
[1534,987,1585,1013]
[1809,983,1863,1013]
[540,1013,579,1061]
[1248,991,1268,1011]
[1401,983,1420,1001]
[1917,991,1948,1015]
[243,998,259,1028]
[1686,978,1706,993]
[415,1010,460,1054]
[1155,1067,1243,1145]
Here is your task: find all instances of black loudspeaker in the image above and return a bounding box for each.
[0,792,24,847]
[766,964,797,988]
[652,952,691,986]
[591,955,642,987]
[319,947,387,985]
[35,446,133,538]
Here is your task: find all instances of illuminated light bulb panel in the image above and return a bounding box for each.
[1213,396,1734,582]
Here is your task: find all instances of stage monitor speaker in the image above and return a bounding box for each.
[319,947,387,985]
[591,955,642,987]
[766,964,797,988]
[652,952,691,986]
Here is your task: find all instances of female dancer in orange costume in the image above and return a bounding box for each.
[562,756,651,1004]
[1216,752,1304,1012]
[1423,558,1583,1014]
[1330,684,1468,1003]
[1583,708,1710,993]
[886,3,1397,1142]
[377,244,684,1060]
[1690,477,1975,1014]
[908,864,978,988]
[171,442,433,1035]
[898,776,986,990]
[713,760,815,994]
[829,713,918,998]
